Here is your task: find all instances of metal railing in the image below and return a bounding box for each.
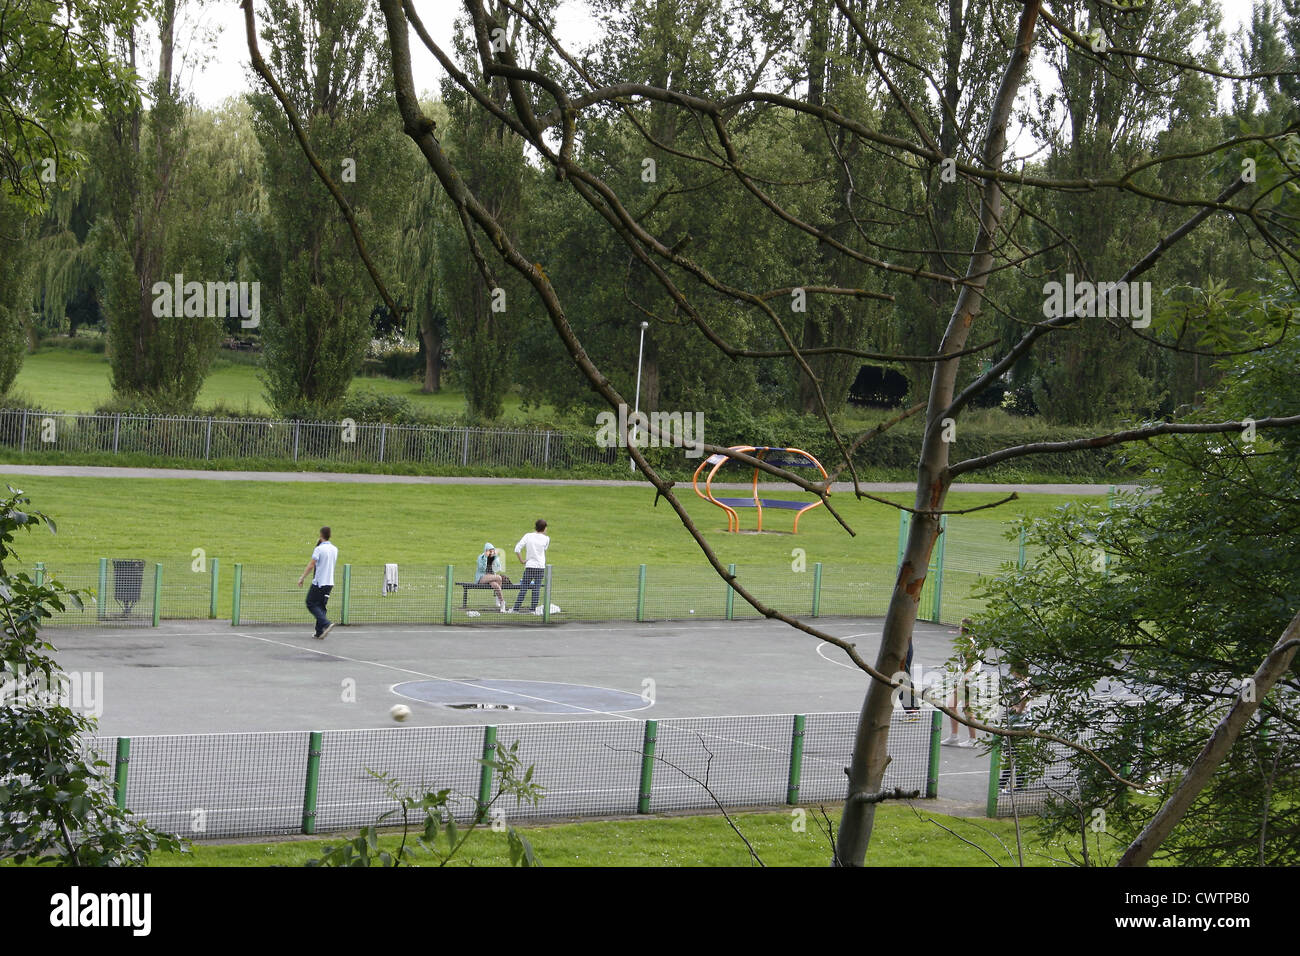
[0,408,617,470]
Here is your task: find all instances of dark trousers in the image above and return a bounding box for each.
[512,567,545,610]
[307,584,333,635]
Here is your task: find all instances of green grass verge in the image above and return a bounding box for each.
[154,805,1083,867]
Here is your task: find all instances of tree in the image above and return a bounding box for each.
[978,330,1300,865]
[253,0,1300,864]
[0,487,183,864]
[248,0,406,414]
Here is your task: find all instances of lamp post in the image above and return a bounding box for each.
[631,320,649,472]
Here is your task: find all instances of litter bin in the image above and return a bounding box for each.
[112,559,145,616]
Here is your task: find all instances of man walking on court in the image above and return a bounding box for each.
[511,519,550,613]
[298,526,339,639]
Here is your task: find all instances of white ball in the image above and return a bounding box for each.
[689,609,695,614]
[390,704,411,722]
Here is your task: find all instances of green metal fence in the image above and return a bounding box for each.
[32,512,1051,629]
[85,709,941,839]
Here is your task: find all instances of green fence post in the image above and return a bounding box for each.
[151,563,162,627]
[897,511,910,569]
[97,557,107,622]
[340,564,351,625]
[209,558,220,619]
[542,565,552,623]
[636,564,647,623]
[637,719,658,813]
[725,563,736,620]
[1108,485,1116,509]
[811,563,822,618]
[443,564,454,625]
[927,710,943,798]
[476,726,498,821]
[1017,526,1026,570]
[33,562,45,587]
[930,515,947,623]
[232,563,242,626]
[302,731,323,834]
[786,715,806,804]
[114,737,131,810]
[986,735,1002,818]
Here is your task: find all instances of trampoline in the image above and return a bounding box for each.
[692,445,829,533]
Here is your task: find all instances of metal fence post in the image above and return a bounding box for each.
[152,563,162,627]
[543,431,551,467]
[930,515,947,623]
[114,737,131,810]
[927,710,943,798]
[302,731,323,834]
[204,417,212,459]
[97,557,107,622]
[986,735,1002,818]
[897,510,910,569]
[340,564,351,625]
[811,562,822,617]
[725,563,736,620]
[33,561,44,587]
[378,423,386,463]
[542,565,552,623]
[209,558,220,619]
[1017,526,1026,569]
[637,719,658,813]
[443,564,454,625]
[292,422,300,461]
[112,413,120,453]
[461,427,470,466]
[476,726,498,822]
[232,563,242,626]
[635,564,646,622]
[19,409,27,451]
[786,715,806,804]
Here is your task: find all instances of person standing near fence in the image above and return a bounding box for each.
[298,527,338,639]
[510,519,550,613]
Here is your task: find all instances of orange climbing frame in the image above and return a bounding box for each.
[691,445,829,533]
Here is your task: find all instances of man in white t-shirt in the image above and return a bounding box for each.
[510,519,550,613]
[297,526,339,639]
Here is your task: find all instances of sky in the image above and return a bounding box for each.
[182,0,1263,107]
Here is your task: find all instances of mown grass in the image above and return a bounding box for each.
[154,804,1086,867]
[0,473,1095,571]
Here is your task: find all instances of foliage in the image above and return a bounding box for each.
[306,740,544,867]
[975,334,1300,865]
[0,486,185,865]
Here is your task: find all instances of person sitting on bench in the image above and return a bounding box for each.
[475,543,508,611]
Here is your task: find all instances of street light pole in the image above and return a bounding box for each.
[631,320,649,472]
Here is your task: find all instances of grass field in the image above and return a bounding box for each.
[156,805,1089,867]
[7,348,551,422]
[0,473,1093,572]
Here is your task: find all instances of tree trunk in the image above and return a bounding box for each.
[1118,610,1300,866]
[834,1,1041,866]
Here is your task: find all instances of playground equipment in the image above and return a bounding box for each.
[692,446,829,533]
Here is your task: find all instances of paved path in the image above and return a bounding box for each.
[0,463,1139,495]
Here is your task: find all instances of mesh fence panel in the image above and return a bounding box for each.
[650,714,791,812]
[939,520,1023,624]
[813,564,895,618]
[493,720,645,819]
[345,565,448,624]
[235,563,312,625]
[156,558,217,620]
[316,726,485,829]
[990,718,1121,817]
[799,709,933,802]
[39,560,157,629]
[125,732,308,838]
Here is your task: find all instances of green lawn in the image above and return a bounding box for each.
[7,347,551,422]
[156,805,1086,867]
[1,473,1092,571]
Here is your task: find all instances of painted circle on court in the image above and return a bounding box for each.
[392,678,651,715]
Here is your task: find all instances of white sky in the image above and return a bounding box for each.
[184,0,1262,107]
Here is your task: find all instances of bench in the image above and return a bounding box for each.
[455,580,529,607]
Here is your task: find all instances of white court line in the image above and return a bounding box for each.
[815,633,877,671]
[231,631,641,722]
